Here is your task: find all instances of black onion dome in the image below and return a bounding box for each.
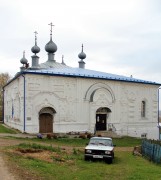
[45,39,57,53]
[20,52,28,64]
[31,45,40,54]
[78,51,86,59]
[78,44,86,60]
[20,57,28,64]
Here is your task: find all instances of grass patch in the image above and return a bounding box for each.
[17,143,60,152]
[5,136,142,147]
[5,147,161,180]
[113,136,142,147]
[0,124,17,134]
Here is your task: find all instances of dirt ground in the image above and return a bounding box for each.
[0,152,16,180]
[0,138,39,180]
[0,137,133,180]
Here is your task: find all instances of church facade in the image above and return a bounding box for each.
[3,25,161,139]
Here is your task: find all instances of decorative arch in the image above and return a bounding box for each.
[32,91,59,114]
[84,83,115,102]
[39,107,56,115]
[96,107,112,113]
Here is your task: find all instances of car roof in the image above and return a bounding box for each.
[90,137,112,140]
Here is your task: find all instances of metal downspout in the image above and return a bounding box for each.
[2,87,4,123]
[158,87,161,140]
[22,75,26,132]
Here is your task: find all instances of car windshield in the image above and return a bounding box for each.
[89,138,112,146]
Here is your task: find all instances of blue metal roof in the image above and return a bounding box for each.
[23,66,161,85]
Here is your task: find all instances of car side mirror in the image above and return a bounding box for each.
[86,143,88,145]
[113,144,116,147]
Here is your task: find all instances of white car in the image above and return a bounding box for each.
[84,137,115,164]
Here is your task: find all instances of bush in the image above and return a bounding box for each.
[46,133,58,139]
[52,134,58,139]
[97,134,102,137]
[86,133,92,139]
[47,134,52,139]
[79,134,86,139]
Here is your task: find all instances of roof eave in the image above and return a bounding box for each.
[9,71,161,86]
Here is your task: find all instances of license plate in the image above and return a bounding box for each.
[93,155,103,158]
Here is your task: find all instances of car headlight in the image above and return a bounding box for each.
[85,149,92,153]
[105,151,112,155]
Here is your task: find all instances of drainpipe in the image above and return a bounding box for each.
[22,75,26,132]
[2,87,4,123]
[158,87,161,140]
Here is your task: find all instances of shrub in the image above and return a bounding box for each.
[52,134,58,139]
[79,134,86,139]
[97,134,102,137]
[47,134,52,139]
[87,133,92,139]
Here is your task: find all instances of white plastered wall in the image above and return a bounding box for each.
[4,73,160,139]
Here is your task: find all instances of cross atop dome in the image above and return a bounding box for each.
[45,23,57,61]
[78,44,86,69]
[34,31,38,45]
[31,31,40,55]
[61,55,66,65]
[81,44,84,52]
[78,44,86,60]
[48,22,55,40]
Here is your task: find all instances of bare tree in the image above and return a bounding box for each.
[0,73,11,121]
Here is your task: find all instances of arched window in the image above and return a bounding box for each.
[141,101,146,118]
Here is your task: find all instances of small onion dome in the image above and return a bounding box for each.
[78,51,86,59]
[31,45,40,54]
[78,44,86,60]
[20,51,28,65]
[45,39,57,53]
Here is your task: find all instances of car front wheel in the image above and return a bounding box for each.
[105,158,113,164]
[84,156,90,161]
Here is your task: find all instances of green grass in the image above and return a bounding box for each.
[17,143,61,152]
[5,146,161,180]
[113,136,142,147]
[5,136,142,147]
[0,124,17,134]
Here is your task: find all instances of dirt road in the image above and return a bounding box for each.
[0,137,34,180]
[0,152,16,180]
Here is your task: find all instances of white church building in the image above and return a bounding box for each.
[3,25,161,139]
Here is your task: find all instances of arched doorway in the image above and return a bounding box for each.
[39,107,56,133]
[96,107,111,131]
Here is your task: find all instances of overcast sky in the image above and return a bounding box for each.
[0,0,161,106]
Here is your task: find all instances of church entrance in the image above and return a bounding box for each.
[39,107,56,133]
[96,114,107,130]
[39,113,53,133]
[96,107,111,131]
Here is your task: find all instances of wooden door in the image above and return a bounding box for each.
[96,114,107,131]
[39,113,53,133]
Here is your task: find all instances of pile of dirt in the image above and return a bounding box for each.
[15,149,54,163]
[16,148,43,153]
